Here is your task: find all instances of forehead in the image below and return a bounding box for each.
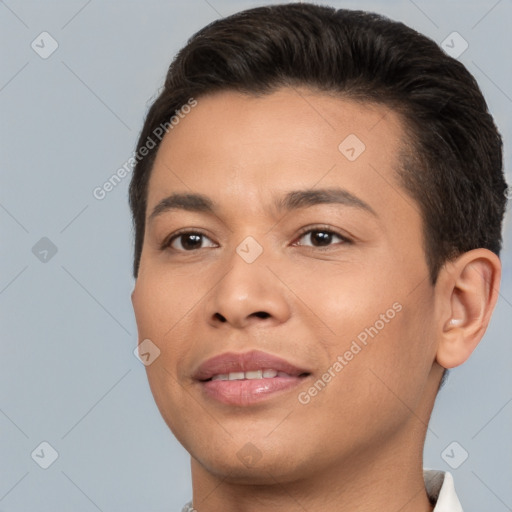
[146,87,411,222]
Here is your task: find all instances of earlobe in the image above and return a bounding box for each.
[435,249,501,369]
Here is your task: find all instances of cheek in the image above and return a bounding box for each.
[285,257,432,388]
[282,256,398,342]
[132,274,195,430]
[132,270,198,340]
[350,295,437,416]
[132,266,216,385]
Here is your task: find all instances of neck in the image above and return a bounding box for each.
[188,420,434,512]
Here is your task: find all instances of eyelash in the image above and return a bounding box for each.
[160,225,352,252]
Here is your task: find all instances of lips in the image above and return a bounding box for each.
[192,350,311,382]
[192,350,312,406]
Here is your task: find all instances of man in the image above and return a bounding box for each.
[129,3,508,511]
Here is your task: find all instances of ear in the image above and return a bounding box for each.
[435,249,501,369]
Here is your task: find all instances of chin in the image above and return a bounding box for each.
[190,440,316,485]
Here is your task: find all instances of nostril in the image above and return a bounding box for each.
[253,311,270,319]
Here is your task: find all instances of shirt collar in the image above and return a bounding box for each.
[424,470,464,511]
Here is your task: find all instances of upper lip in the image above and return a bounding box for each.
[193,350,311,381]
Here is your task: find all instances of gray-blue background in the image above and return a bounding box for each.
[1,1,511,511]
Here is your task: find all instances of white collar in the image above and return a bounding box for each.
[181,469,463,511]
[424,470,463,511]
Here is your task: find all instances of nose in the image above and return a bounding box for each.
[203,247,292,330]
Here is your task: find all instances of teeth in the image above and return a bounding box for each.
[245,370,263,379]
[210,369,288,381]
[211,374,229,381]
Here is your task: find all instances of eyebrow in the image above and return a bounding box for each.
[148,187,377,223]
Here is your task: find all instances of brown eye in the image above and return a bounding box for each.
[296,228,350,248]
[165,232,216,251]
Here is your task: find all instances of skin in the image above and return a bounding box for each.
[131,87,501,512]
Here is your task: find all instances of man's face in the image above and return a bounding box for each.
[131,88,441,482]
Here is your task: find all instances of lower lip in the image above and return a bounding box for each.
[199,376,307,406]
